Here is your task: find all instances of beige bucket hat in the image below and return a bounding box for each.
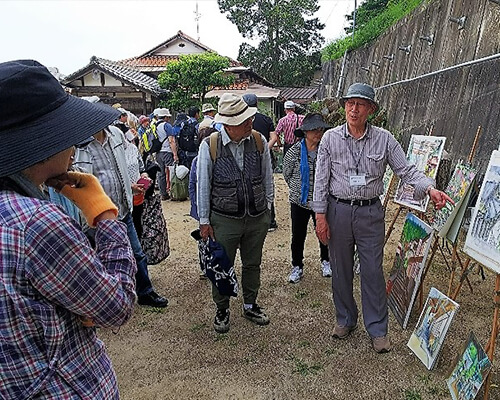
[214,93,257,126]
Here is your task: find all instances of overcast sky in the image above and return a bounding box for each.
[0,0,356,76]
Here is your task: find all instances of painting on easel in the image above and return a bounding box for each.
[464,150,500,274]
[387,213,434,329]
[407,287,459,370]
[394,135,446,212]
[431,162,477,239]
[379,165,394,205]
[447,332,492,400]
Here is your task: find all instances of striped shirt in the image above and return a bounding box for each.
[0,190,136,399]
[275,112,305,145]
[84,135,128,218]
[282,140,318,209]
[312,123,434,214]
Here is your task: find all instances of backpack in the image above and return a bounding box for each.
[178,119,199,152]
[142,122,166,154]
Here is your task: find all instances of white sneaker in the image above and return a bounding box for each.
[288,266,303,283]
[321,260,332,277]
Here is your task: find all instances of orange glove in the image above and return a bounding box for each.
[50,171,118,227]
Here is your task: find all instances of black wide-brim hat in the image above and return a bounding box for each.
[0,59,120,177]
[294,113,332,138]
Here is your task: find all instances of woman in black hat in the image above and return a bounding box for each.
[282,113,332,283]
[0,60,137,399]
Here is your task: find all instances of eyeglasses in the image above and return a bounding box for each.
[345,100,370,109]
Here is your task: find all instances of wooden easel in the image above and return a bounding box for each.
[483,274,500,400]
[446,126,482,301]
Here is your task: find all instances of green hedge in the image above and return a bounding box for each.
[322,0,426,61]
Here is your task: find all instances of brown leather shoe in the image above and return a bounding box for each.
[332,324,357,339]
[372,335,392,353]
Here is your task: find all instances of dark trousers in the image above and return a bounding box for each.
[290,203,329,268]
[121,212,153,296]
[132,203,144,239]
[327,197,387,337]
[210,211,269,309]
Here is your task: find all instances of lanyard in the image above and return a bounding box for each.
[345,124,369,175]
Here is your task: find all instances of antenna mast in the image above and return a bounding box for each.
[194,2,201,41]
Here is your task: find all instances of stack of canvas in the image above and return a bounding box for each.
[431,162,477,243]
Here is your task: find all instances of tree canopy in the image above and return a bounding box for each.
[157,52,233,111]
[218,0,324,87]
[344,0,389,34]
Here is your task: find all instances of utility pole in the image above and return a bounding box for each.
[194,2,201,41]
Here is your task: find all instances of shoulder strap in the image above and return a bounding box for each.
[251,130,264,154]
[209,130,263,162]
[209,131,219,162]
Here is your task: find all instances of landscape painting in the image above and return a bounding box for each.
[394,135,446,212]
[431,162,477,238]
[380,165,394,206]
[447,332,492,400]
[464,150,500,274]
[387,213,434,329]
[407,287,459,370]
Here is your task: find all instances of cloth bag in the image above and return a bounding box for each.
[140,193,170,264]
[191,229,238,297]
[170,164,189,201]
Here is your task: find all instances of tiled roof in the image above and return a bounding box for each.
[120,30,241,72]
[121,55,180,70]
[278,87,319,103]
[206,82,280,99]
[121,54,241,72]
[211,79,250,91]
[62,56,166,96]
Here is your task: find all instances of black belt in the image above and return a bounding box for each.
[332,196,379,207]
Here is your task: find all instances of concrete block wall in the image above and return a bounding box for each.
[319,0,500,173]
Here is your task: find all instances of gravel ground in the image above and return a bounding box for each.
[100,175,500,400]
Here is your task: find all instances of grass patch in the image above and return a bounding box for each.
[403,388,422,400]
[298,340,311,348]
[214,334,228,342]
[189,323,207,333]
[322,0,426,61]
[292,356,322,376]
[310,300,322,309]
[143,307,166,314]
[295,289,308,300]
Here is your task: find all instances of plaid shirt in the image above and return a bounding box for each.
[0,190,137,399]
[275,112,305,145]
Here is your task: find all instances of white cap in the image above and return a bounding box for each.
[284,100,295,109]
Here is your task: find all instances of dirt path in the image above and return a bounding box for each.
[100,175,500,400]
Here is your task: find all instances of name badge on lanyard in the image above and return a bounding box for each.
[349,174,366,187]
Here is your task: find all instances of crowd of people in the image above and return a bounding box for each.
[0,60,454,398]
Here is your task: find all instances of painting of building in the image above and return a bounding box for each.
[464,150,500,274]
[394,135,446,212]
[408,287,459,369]
[387,213,434,329]
[447,332,492,400]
